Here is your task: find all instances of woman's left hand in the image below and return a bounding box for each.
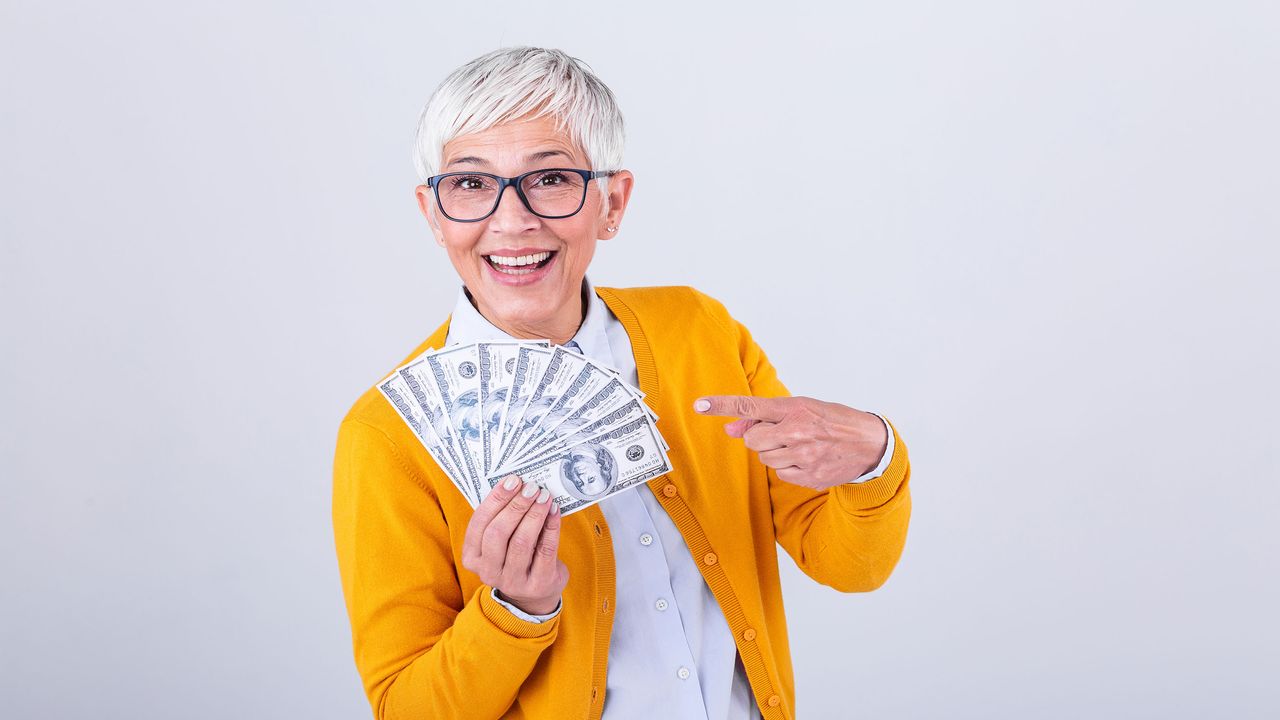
[694,395,889,491]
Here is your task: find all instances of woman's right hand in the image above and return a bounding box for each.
[461,474,569,616]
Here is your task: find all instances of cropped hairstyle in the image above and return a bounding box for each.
[413,46,626,191]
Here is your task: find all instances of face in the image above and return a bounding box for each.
[572,459,606,494]
[415,114,633,340]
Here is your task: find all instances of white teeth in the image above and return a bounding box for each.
[487,251,551,267]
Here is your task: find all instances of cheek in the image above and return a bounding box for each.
[442,229,483,256]
[561,230,599,265]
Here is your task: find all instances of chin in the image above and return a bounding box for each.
[475,288,554,325]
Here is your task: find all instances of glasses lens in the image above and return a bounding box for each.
[437,174,500,220]
[521,170,586,217]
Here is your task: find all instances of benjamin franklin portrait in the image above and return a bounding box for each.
[560,443,618,500]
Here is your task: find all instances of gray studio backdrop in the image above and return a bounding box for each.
[2,2,1277,718]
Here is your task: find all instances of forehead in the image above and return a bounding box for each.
[442,114,586,170]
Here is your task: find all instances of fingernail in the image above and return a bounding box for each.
[503,475,519,491]
[536,488,550,504]
[522,483,539,498]
[694,399,710,412]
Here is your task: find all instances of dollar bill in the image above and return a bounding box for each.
[380,339,671,509]
[377,371,468,498]
[506,374,640,466]
[425,345,486,496]
[495,346,553,469]
[489,414,672,515]
[509,361,616,459]
[397,350,480,501]
[478,340,546,476]
[495,346,590,471]
[498,396,651,475]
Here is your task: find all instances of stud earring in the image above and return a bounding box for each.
[607,226,617,232]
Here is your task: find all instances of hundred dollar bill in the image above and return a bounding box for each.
[490,414,672,515]
[498,396,651,475]
[398,351,481,502]
[496,346,552,457]
[395,356,477,503]
[477,340,546,475]
[509,372,641,464]
[496,346,595,471]
[424,344,486,499]
[377,371,468,499]
[509,361,616,459]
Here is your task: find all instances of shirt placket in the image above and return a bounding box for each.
[600,490,712,717]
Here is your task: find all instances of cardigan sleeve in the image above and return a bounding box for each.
[332,418,559,719]
[717,303,913,594]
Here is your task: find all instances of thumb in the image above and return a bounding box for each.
[723,418,760,438]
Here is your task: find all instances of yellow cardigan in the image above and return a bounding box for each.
[332,286,912,720]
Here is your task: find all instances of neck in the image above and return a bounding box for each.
[467,288,587,346]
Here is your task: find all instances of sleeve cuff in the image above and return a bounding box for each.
[846,412,894,484]
[488,587,562,624]
[477,586,562,638]
[833,416,910,512]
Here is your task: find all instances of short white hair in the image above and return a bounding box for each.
[413,47,626,184]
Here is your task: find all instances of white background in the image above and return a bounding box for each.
[2,2,1277,717]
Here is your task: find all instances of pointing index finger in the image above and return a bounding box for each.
[694,395,789,422]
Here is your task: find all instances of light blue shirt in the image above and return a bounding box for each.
[444,278,894,720]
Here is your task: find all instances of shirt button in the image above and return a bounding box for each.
[743,628,757,641]
[768,694,781,707]
[662,484,677,497]
[703,552,718,566]
[655,598,669,611]
[639,533,653,546]
[677,666,691,680]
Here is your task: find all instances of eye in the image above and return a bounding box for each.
[448,175,491,191]
[533,171,568,186]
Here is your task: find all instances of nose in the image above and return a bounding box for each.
[486,182,539,233]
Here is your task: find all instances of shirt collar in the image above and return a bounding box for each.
[444,277,614,363]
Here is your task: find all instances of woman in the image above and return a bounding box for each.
[332,46,911,720]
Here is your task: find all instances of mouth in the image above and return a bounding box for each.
[484,250,558,277]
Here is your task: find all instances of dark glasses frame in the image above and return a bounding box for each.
[425,167,617,223]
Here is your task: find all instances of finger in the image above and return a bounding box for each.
[758,446,803,470]
[694,394,790,421]
[529,501,563,584]
[742,421,787,452]
[463,474,523,562]
[480,481,542,574]
[723,418,759,438]
[775,466,809,485]
[503,487,553,579]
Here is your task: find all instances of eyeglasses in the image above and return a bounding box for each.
[425,168,617,223]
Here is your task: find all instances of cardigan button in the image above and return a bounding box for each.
[662,484,677,498]
[593,523,602,536]
[602,598,609,613]
[767,694,781,707]
[743,628,757,641]
[703,552,718,566]
[591,686,598,701]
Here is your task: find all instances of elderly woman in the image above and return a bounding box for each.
[333,47,911,720]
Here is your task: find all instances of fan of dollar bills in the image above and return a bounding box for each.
[378,341,672,516]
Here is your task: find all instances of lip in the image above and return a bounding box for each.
[482,249,559,286]
[484,247,557,257]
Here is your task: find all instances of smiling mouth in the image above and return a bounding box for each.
[485,251,557,276]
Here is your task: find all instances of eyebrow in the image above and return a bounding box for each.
[445,149,573,169]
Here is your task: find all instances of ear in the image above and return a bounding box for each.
[598,170,635,241]
[415,184,447,247]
